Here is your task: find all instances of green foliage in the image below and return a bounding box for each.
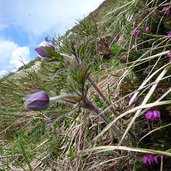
[111,43,122,56]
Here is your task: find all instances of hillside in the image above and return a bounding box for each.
[1,0,171,170]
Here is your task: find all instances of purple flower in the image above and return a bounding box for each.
[167,31,171,39]
[145,109,160,121]
[132,28,140,38]
[143,154,159,166]
[24,91,49,111]
[167,51,171,57]
[35,40,55,59]
[145,26,150,32]
[161,6,170,15]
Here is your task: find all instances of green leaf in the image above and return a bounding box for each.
[111,43,122,56]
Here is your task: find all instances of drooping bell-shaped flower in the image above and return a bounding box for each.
[24,91,49,111]
[132,28,140,38]
[35,37,55,59]
[143,154,159,166]
[145,109,160,121]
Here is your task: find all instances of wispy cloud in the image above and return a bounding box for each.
[0,39,31,75]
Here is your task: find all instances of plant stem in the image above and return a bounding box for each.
[88,76,118,118]
[80,99,129,146]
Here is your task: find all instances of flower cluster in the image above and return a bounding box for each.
[145,109,160,121]
[143,154,159,166]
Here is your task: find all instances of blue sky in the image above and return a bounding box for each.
[0,0,104,77]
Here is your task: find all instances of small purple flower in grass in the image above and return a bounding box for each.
[35,39,55,59]
[167,50,171,63]
[161,6,170,15]
[24,91,49,111]
[167,31,171,39]
[143,154,159,166]
[168,51,171,57]
[145,26,150,32]
[132,28,140,38]
[145,109,160,121]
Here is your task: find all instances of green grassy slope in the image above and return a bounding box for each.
[1,0,171,170]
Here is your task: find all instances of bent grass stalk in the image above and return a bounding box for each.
[79,100,129,146]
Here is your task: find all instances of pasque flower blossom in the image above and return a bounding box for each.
[145,109,160,121]
[132,28,140,38]
[35,37,55,59]
[143,154,159,166]
[24,91,49,111]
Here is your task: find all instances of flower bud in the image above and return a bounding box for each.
[24,91,49,111]
[35,39,55,59]
[145,26,150,32]
[132,28,140,38]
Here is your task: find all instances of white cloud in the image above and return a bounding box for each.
[0,0,104,36]
[0,69,8,77]
[10,47,30,71]
[0,40,31,75]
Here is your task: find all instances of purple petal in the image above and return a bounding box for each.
[145,111,153,120]
[153,110,160,119]
[143,155,148,165]
[145,26,150,32]
[24,91,49,111]
[35,41,55,58]
[132,28,140,38]
[35,46,50,58]
[161,6,170,15]
[153,156,158,164]
[167,51,171,57]
[167,31,171,39]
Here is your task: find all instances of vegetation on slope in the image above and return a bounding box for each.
[0,0,171,170]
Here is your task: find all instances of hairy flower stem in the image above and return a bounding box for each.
[80,99,129,146]
[88,76,118,118]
